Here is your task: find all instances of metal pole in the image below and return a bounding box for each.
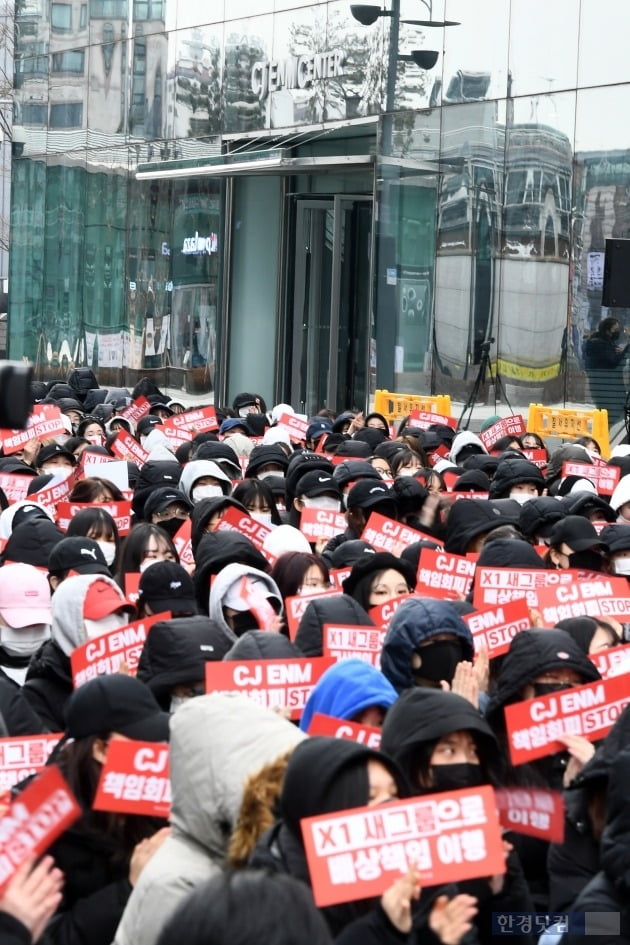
[382,0,400,156]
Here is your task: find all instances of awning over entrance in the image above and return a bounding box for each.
[135,150,375,180]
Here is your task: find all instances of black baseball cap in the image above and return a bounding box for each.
[65,674,170,741]
[143,488,193,520]
[548,515,607,552]
[48,537,110,576]
[137,560,197,614]
[295,470,342,499]
[346,480,396,511]
[137,415,162,436]
[306,419,333,441]
[37,443,76,466]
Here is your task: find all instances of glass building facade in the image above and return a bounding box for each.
[9,0,630,421]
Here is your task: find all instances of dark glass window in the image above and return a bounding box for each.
[51,3,72,30]
[21,103,47,125]
[52,50,85,73]
[49,102,83,127]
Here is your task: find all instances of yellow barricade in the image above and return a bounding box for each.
[373,390,452,422]
[526,404,610,458]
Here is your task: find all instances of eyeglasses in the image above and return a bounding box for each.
[153,506,190,521]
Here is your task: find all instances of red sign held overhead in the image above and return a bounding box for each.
[307,713,382,749]
[495,788,564,843]
[463,599,532,658]
[205,657,335,720]
[0,734,62,793]
[110,430,150,467]
[0,765,81,892]
[416,548,476,600]
[478,415,526,451]
[70,612,170,688]
[93,740,170,818]
[119,396,151,426]
[301,785,505,907]
[323,624,386,668]
[163,405,218,434]
[275,412,309,442]
[504,673,630,766]
[407,411,457,431]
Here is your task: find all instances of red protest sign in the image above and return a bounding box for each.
[308,713,382,749]
[124,572,141,605]
[93,740,170,818]
[504,673,630,765]
[479,415,526,451]
[110,430,149,467]
[161,425,193,450]
[205,657,335,720]
[428,444,449,467]
[119,396,151,425]
[0,405,67,455]
[521,449,548,469]
[299,508,347,543]
[301,785,504,907]
[77,448,115,472]
[589,642,630,679]
[329,566,352,591]
[163,405,218,434]
[0,734,62,793]
[285,590,342,640]
[172,517,194,567]
[28,476,72,513]
[56,500,132,536]
[0,473,33,504]
[463,599,532,658]
[416,548,476,600]
[275,412,309,442]
[537,574,630,625]
[0,765,81,891]
[323,624,385,668]
[561,461,619,496]
[495,788,564,843]
[368,594,410,630]
[215,506,273,556]
[473,567,574,609]
[362,513,436,556]
[70,612,170,688]
[407,411,457,431]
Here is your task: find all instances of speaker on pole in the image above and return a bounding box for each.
[602,238,630,307]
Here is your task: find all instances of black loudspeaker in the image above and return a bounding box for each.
[602,239,630,307]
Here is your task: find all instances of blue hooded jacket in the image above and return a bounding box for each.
[299,658,398,733]
[380,597,474,693]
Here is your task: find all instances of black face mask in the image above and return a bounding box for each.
[568,550,603,572]
[430,763,485,792]
[531,682,572,698]
[611,330,621,342]
[157,518,183,539]
[229,611,259,637]
[413,640,465,685]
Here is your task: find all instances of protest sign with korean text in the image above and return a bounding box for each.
[0,473,32,504]
[70,612,170,687]
[119,396,151,425]
[93,740,170,818]
[110,430,149,467]
[0,405,67,455]
[416,548,476,600]
[561,461,619,496]
[285,589,341,640]
[589,642,630,679]
[215,505,273,556]
[473,567,575,609]
[0,765,81,891]
[495,788,564,843]
[301,785,505,907]
[172,516,194,567]
[205,657,335,720]
[479,415,526,451]
[0,734,62,793]
[299,508,347,543]
[362,513,438,557]
[57,500,132,536]
[323,624,386,668]
[368,594,410,630]
[504,673,630,765]
[163,405,218,434]
[407,411,457,431]
[29,476,72,514]
[275,411,309,442]
[308,713,382,749]
[521,449,549,469]
[329,566,352,591]
[537,574,630,625]
[463,599,532,658]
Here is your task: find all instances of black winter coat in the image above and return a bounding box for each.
[0,670,46,736]
[22,640,73,732]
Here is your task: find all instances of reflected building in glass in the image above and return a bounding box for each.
[9,0,630,418]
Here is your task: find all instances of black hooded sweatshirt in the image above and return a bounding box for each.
[22,640,73,732]
[193,531,269,614]
[294,594,375,657]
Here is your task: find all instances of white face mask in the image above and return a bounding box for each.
[397,468,420,478]
[238,406,257,417]
[0,623,50,658]
[302,496,341,512]
[509,491,534,506]
[614,558,630,576]
[257,470,284,481]
[96,541,116,566]
[41,465,74,479]
[84,612,129,639]
[169,694,190,714]
[250,511,273,526]
[192,484,224,502]
[139,558,160,573]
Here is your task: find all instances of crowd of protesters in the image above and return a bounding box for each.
[0,370,630,945]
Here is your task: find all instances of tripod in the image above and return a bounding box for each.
[458,338,514,430]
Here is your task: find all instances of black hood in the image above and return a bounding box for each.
[294,594,374,657]
[561,492,617,523]
[518,496,566,539]
[136,616,236,706]
[132,460,182,517]
[1,518,65,568]
[443,498,521,555]
[486,628,602,727]
[489,458,544,499]
[279,736,405,834]
[25,639,72,687]
[223,629,301,661]
[190,497,249,556]
[600,747,630,891]
[193,531,269,614]
[475,537,546,570]
[380,687,498,790]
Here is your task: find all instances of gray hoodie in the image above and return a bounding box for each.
[208,562,283,635]
[112,693,305,945]
[51,573,130,656]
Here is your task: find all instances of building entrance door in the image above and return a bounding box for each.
[291,195,372,415]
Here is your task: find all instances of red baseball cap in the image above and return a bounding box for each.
[83,580,133,620]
